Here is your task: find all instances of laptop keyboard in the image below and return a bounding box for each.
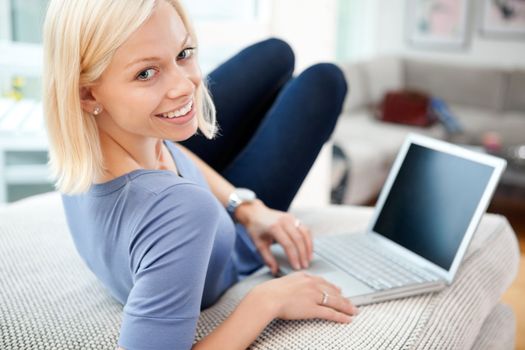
[314,234,439,291]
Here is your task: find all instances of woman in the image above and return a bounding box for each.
[43,0,356,349]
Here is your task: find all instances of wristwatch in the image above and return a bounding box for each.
[226,188,257,217]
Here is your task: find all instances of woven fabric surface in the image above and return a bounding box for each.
[0,193,122,350]
[0,193,520,349]
[470,303,515,350]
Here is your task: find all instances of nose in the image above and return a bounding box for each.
[165,65,196,100]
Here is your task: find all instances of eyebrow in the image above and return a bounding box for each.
[125,33,191,69]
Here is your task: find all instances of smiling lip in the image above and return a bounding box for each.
[156,99,193,118]
[154,101,196,125]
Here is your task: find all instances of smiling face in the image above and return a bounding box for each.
[86,0,200,143]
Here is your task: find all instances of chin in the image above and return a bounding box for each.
[175,121,200,141]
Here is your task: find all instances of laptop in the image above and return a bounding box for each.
[272,133,506,305]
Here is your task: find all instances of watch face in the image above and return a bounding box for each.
[227,188,257,215]
[236,188,256,201]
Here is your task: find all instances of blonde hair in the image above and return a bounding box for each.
[43,0,216,195]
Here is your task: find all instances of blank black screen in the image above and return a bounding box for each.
[372,144,494,270]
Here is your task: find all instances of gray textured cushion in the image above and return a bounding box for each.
[404,59,506,111]
[506,69,525,113]
[0,193,520,349]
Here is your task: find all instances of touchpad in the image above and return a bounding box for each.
[306,256,340,274]
[271,246,338,274]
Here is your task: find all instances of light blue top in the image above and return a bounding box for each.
[62,140,262,350]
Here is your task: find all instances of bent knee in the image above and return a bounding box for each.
[300,63,348,101]
[258,37,295,74]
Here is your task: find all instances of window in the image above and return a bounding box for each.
[0,0,46,100]
[10,0,48,44]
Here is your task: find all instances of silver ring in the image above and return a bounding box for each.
[294,219,301,228]
[321,290,329,305]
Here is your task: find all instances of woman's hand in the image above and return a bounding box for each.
[252,272,359,323]
[235,200,313,275]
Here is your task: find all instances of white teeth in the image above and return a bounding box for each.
[160,100,193,119]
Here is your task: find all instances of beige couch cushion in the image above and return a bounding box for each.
[506,69,525,113]
[1,192,518,349]
[361,56,404,104]
[332,110,445,204]
[339,57,403,113]
[449,104,525,145]
[404,59,507,111]
[338,62,370,113]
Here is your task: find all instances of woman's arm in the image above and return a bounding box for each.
[176,144,313,273]
[176,144,236,209]
[192,287,275,350]
[119,272,359,350]
[118,290,273,350]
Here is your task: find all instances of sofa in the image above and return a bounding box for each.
[333,57,525,205]
[0,192,520,349]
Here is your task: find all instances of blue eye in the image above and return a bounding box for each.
[178,47,196,60]
[136,68,157,81]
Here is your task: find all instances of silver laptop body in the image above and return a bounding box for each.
[272,134,506,306]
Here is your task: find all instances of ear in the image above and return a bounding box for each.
[79,86,100,114]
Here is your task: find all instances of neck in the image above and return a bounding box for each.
[98,129,164,177]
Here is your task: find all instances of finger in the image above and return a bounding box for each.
[316,292,358,316]
[273,226,301,270]
[284,220,309,269]
[257,244,279,275]
[298,224,314,262]
[314,306,354,324]
[318,283,342,298]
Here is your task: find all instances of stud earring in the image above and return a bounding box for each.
[93,106,102,116]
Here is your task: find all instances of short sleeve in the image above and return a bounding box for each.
[118,183,221,350]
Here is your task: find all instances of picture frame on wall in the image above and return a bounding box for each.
[406,0,471,49]
[480,0,525,38]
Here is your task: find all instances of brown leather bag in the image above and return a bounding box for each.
[378,90,436,127]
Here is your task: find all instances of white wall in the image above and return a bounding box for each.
[196,0,339,73]
[342,0,525,68]
[269,0,338,71]
[336,0,378,62]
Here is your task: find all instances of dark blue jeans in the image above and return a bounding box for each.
[181,38,347,211]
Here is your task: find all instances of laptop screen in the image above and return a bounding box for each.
[372,143,495,271]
